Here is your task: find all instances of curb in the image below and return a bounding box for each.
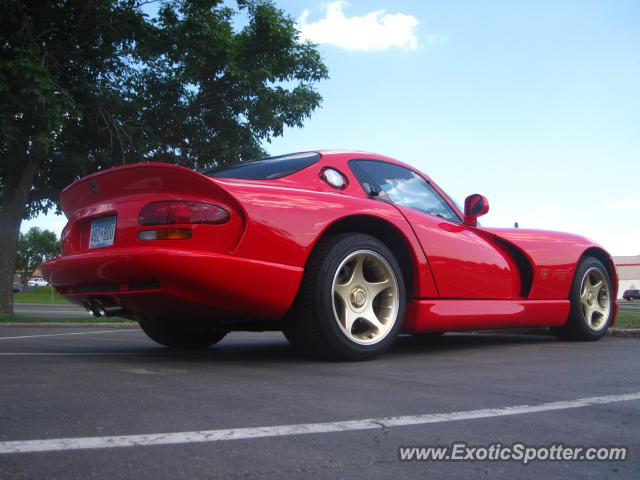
[1,324,638,336]
[0,323,139,328]
[468,328,640,338]
[607,328,640,338]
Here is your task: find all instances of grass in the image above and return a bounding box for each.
[614,311,640,329]
[13,286,71,304]
[2,312,636,328]
[0,314,135,323]
[6,289,640,329]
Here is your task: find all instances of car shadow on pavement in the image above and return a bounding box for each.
[389,332,558,356]
[104,331,561,365]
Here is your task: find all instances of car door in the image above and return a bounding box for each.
[349,159,515,299]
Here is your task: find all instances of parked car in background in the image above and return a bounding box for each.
[622,289,640,301]
[27,277,49,287]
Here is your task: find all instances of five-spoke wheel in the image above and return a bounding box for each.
[579,266,611,332]
[284,233,406,360]
[332,250,399,345]
[555,256,614,340]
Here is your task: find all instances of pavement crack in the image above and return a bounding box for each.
[371,420,389,445]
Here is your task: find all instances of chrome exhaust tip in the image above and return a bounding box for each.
[89,299,106,318]
[81,300,93,316]
[87,298,125,317]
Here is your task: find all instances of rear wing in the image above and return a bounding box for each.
[60,162,237,218]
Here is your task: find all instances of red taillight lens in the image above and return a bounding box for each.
[139,201,230,226]
[138,228,193,240]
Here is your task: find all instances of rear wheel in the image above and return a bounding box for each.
[139,319,227,348]
[554,256,613,341]
[284,233,406,361]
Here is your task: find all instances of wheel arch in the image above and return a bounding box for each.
[309,215,419,299]
[580,247,618,298]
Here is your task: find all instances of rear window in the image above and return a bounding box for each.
[203,152,320,180]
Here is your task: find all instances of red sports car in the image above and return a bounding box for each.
[42,150,618,360]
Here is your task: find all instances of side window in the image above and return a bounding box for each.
[350,160,460,221]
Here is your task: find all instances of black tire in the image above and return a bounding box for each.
[283,233,406,361]
[139,319,227,348]
[554,256,614,341]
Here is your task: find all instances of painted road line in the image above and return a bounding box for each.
[0,330,139,340]
[0,392,638,454]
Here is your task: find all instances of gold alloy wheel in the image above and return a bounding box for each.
[331,250,400,345]
[579,267,611,331]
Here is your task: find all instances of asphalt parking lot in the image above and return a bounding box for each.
[0,326,638,479]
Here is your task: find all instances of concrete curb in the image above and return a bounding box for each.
[607,328,640,338]
[0,323,139,328]
[467,328,640,338]
[0,323,638,336]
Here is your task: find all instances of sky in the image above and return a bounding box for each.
[21,0,640,255]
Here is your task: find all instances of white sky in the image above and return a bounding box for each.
[22,1,640,256]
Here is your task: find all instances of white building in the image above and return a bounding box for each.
[613,255,640,299]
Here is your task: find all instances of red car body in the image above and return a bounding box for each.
[42,150,618,351]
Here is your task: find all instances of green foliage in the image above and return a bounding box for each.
[0,0,328,219]
[13,286,71,304]
[614,311,640,329]
[0,0,327,314]
[15,227,61,281]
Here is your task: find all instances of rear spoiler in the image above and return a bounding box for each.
[60,162,236,218]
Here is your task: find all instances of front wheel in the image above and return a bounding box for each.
[139,319,227,349]
[554,256,614,341]
[284,233,406,361]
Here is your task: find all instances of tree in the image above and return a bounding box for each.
[15,227,61,283]
[0,0,328,313]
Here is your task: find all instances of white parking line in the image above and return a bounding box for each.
[1,392,638,454]
[0,330,139,340]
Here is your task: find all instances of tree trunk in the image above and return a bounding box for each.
[0,154,40,314]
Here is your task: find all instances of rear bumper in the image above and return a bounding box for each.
[41,248,303,322]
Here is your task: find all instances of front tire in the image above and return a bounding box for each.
[284,233,406,361]
[555,256,614,341]
[139,319,227,348]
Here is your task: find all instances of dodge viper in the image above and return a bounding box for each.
[42,150,618,360]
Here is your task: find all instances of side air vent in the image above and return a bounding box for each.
[494,238,533,298]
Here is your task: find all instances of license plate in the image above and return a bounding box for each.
[89,217,116,248]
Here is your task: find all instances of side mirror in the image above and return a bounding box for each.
[463,194,489,227]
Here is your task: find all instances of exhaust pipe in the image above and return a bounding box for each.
[82,300,97,317]
[89,299,106,318]
[85,299,125,318]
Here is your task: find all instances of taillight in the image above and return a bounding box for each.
[138,229,193,241]
[138,201,229,226]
